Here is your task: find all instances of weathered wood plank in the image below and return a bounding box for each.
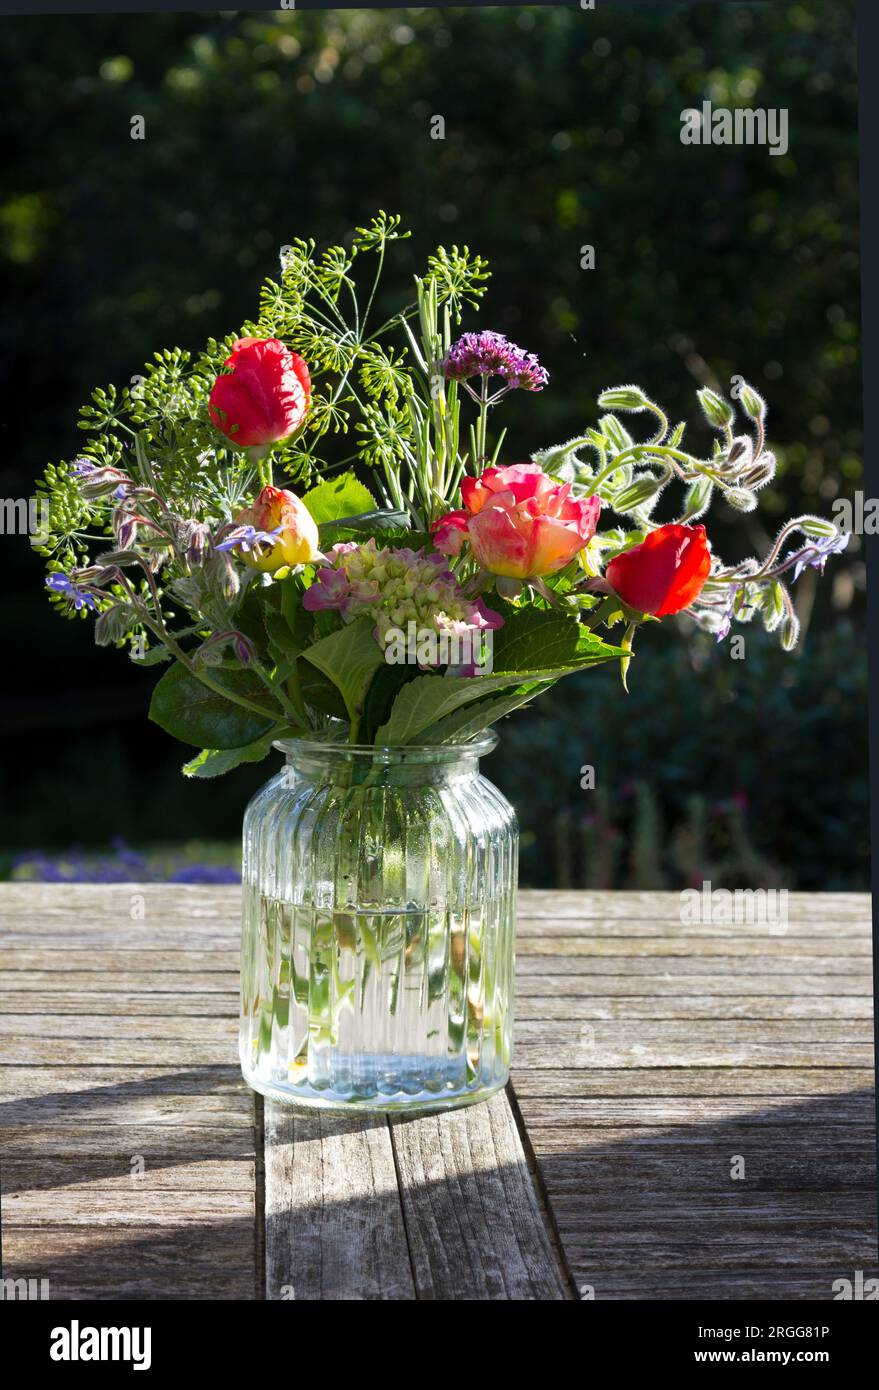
[514,995,874,1021]
[1,1124,256,1159]
[0,1014,240,1039]
[516,916,873,938]
[512,1020,873,1043]
[517,1095,877,1126]
[263,1091,569,1301]
[4,1158,254,1193]
[515,955,869,975]
[0,971,239,993]
[389,1091,569,1300]
[514,890,871,921]
[264,1103,415,1301]
[0,885,259,1302]
[0,1224,257,1300]
[511,1067,876,1098]
[511,973,871,995]
[1,884,868,927]
[0,1064,243,1099]
[0,949,239,970]
[550,1192,877,1221]
[516,936,872,957]
[569,1268,874,1300]
[0,992,240,1016]
[512,1042,874,1068]
[3,1189,254,1226]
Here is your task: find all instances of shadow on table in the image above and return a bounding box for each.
[1,1072,876,1299]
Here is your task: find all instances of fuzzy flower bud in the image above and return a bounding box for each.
[738,383,766,420]
[763,580,785,633]
[740,452,777,490]
[780,606,800,652]
[724,486,759,512]
[79,467,133,500]
[697,388,734,429]
[680,475,713,521]
[797,515,840,539]
[613,474,666,512]
[597,386,649,412]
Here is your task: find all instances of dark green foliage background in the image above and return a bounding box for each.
[0,2,866,886]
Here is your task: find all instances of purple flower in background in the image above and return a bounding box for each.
[12,837,241,885]
[215,524,283,554]
[46,573,97,612]
[790,531,851,582]
[441,331,548,392]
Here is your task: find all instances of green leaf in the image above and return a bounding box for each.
[149,664,277,749]
[492,607,627,672]
[491,608,582,672]
[300,616,385,723]
[302,471,376,525]
[299,664,349,721]
[375,669,577,745]
[360,662,420,743]
[426,677,561,743]
[182,728,285,778]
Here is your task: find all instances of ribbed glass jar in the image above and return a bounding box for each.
[239,734,518,1112]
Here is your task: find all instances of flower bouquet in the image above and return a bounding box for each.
[37,212,848,1110]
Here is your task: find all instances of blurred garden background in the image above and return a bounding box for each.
[0,1,867,889]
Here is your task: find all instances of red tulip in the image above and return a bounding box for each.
[209,338,310,448]
[605,523,711,616]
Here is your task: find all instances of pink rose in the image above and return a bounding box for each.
[432,463,600,579]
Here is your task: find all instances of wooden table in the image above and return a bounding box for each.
[1,885,875,1300]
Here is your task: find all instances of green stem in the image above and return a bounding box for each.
[143,618,284,723]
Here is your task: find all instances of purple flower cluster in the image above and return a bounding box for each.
[441,331,548,392]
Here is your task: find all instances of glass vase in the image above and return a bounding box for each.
[239,734,518,1112]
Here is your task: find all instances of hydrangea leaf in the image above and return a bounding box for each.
[300,616,385,725]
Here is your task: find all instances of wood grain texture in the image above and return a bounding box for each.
[0,885,874,1302]
[389,1092,568,1300]
[510,890,877,1301]
[0,885,256,1301]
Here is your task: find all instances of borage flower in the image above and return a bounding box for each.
[46,573,98,612]
[222,485,320,574]
[215,524,283,555]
